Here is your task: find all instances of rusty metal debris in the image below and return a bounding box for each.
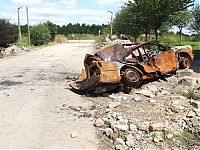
[70,42,194,93]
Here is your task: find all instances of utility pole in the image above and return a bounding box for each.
[17,7,22,44]
[26,7,31,45]
[108,11,113,38]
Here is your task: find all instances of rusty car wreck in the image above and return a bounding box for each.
[70,42,194,93]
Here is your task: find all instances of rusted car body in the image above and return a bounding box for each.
[70,42,194,93]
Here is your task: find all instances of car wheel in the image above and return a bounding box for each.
[179,56,191,69]
[121,67,141,86]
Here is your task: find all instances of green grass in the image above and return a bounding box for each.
[182,89,200,101]
[16,35,34,48]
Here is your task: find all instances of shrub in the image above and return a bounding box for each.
[0,18,18,47]
[44,21,58,41]
[30,24,51,46]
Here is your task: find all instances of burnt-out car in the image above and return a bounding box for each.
[70,42,194,93]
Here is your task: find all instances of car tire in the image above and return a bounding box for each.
[179,56,191,69]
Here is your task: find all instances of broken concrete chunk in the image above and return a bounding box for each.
[114,125,128,132]
[189,100,200,109]
[147,85,158,92]
[149,123,165,131]
[115,138,126,146]
[190,118,200,128]
[187,110,196,118]
[178,77,197,87]
[138,122,149,132]
[94,118,104,127]
[108,101,121,109]
[129,124,137,131]
[135,89,154,97]
[176,69,194,77]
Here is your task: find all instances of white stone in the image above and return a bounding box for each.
[114,125,128,132]
[149,123,165,131]
[108,102,121,109]
[149,99,157,103]
[129,124,137,131]
[135,89,153,97]
[187,110,196,118]
[94,118,104,127]
[147,85,158,92]
[105,128,113,136]
[115,138,126,146]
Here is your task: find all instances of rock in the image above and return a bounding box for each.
[109,132,118,140]
[161,90,170,95]
[108,102,121,109]
[83,112,92,117]
[129,124,137,131]
[149,123,165,131]
[176,69,194,77]
[134,96,141,102]
[152,132,164,143]
[69,106,80,111]
[166,133,173,139]
[116,119,128,126]
[193,109,200,117]
[114,125,128,132]
[135,89,154,97]
[94,118,104,127]
[115,144,128,150]
[70,131,77,138]
[109,95,128,101]
[187,110,196,118]
[138,122,149,132]
[149,99,157,103]
[115,138,126,146]
[189,100,200,109]
[126,140,134,147]
[178,77,197,87]
[190,118,200,128]
[147,85,158,92]
[105,128,113,136]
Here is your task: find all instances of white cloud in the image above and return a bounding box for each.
[95,0,127,6]
[61,0,77,5]
[11,0,43,5]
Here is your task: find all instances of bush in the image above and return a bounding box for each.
[0,18,18,47]
[30,24,51,46]
[44,21,58,41]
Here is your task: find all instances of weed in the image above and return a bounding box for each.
[183,89,200,101]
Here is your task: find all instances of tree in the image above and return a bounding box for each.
[172,11,192,43]
[114,0,194,41]
[114,4,143,41]
[30,24,51,46]
[0,18,18,47]
[190,4,200,34]
[44,21,58,41]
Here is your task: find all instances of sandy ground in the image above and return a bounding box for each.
[0,42,100,148]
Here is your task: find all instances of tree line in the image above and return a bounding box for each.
[113,0,199,42]
[0,20,109,47]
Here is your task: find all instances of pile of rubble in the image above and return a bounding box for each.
[66,68,199,149]
[0,45,31,58]
[91,69,200,149]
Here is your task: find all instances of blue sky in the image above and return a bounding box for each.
[0,0,199,28]
[0,0,128,25]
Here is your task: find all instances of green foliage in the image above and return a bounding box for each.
[114,0,194,41]
[44,21,58,41]
[191,4,200,34]
[0,18,18,47]
[30,24,51,46]
[171,11,193,43]
[183,89,200,100]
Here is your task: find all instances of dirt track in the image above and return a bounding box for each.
[0,42,100,148]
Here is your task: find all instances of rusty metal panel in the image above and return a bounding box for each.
[96,61,120,83]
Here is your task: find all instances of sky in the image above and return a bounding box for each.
[0,0,199,31]
[0,0,129,25]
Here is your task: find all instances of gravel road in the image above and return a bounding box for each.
[0,42,100,148]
